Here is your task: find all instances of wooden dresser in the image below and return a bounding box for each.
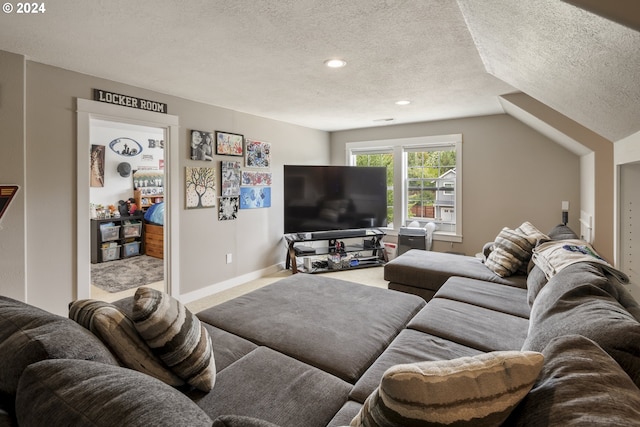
[144,222,164,259]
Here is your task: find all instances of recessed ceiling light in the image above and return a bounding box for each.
[324,59,347,68]
[395,100,411,106]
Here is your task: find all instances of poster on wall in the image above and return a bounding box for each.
[133,170,164,193]
[190,130,213,161]
[90,145,106,187]
[215,131,244,156]
[241,171,272,186]
[185,166,216,209]
[239,186,271,209]
[245,139,271,168]
[219,197,239,220]
[221,161,241,196]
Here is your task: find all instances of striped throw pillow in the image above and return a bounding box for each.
[351,351,544,427]
[485,222,548,277]
[69,299,184,387]
[132,287,216,392]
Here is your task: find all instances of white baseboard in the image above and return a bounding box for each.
[176,263,285,304]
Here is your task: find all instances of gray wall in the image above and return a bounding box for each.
[0,51,26,301]
[18,59,328,315]
[2,51,583,315]
[330,115,581,255]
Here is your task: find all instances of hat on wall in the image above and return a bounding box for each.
[117,162,131,177]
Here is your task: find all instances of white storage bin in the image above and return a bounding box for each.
[123,223,142,238]
[123,241,141,257]
[101,245,121,262]
[100,225,121,242]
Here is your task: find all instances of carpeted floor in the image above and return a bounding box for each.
[91,255,164,293]
[185,265,388,313]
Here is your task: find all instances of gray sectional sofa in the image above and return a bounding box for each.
[384,223,578,301]
[1,224,640,426]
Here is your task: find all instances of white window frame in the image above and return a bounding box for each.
[346,134,462,242]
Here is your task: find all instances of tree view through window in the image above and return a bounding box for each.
[354,152,394,226]
[349,136,461,239]
[406,148,456,232]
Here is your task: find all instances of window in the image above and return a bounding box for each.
[352,150,394,226]
[406,145,457,234]
[347,135,462,242]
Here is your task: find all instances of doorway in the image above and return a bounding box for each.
[77,99,180,301]
[89,119,166,301]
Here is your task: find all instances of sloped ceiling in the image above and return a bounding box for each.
[458,0,640,142]
[0,1,637,141]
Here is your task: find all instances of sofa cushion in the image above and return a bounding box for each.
[434,276,530,319]
[132,287,216,392]
[526,265,548,307]
[203,323,258,372]
[350,329,482,403]
[385,249,527,294]
[546,223,579,240]
[524,262,640,388]
[508,335,640,426]
[212,415,280,427]
[0,296,118,398]
[387,282,438,302]
[187,346,352,427]
[485,222,547,277]
[197,274,425,383]
[350,351,543,427]
[15,359,212,427]
[408,298,529,352]
[614,280,640,322]
[526,223,593,307]
[69,299,184,386]
[328,401,363,427]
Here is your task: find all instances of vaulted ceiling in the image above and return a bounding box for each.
[0,0,638,141]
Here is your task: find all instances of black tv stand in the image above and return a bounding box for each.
[284,228,387,274]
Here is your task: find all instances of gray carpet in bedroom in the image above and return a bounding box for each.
[91,255,164,293]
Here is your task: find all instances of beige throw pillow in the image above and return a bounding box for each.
[485,222,548,277]
[351,351,544,427]
[69,299,184,386]
[132,287,216,392]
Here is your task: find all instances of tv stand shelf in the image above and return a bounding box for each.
[284,228,387,274]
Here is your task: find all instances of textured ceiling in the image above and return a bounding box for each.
[458,0,640,142]
[0,1,637,141]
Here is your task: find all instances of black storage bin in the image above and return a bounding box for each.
[398,227,426,255]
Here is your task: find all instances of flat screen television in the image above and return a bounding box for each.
[284,165,388,234]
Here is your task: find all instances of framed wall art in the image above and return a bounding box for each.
[245,138,271,168]
[133,170,164,190]
[215,131,244,156]
[190,130,214,161]
[241,171,272,186]
[90,145,106,187]
[221,161,241,196]
[239,186,271,209]
[185,166,216,209]
[219,196,239,220]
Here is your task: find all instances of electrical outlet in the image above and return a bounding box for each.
[226,253,232,264]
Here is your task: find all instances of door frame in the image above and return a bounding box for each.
[76,98,180,299]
